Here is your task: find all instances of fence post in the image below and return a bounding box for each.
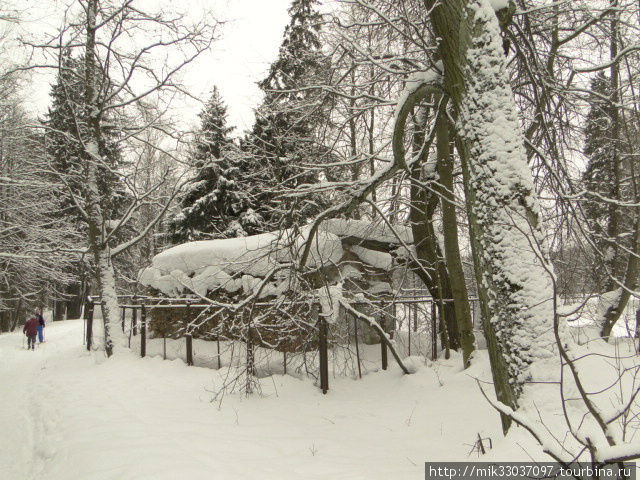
[86,301,94,351]
[318,316,329,394]
[140,305,146,358]
[635,309,640,353]
[353,314,362,379]
[185,302,192,365]
[471,299,475,327]
[283,351,287,375]
[132,296,138,336]
[380,317,388,370]
[186,334,193,366]
[216,337,221,369]
[408,305,412,356]
[121,306,125,333]
[431,300,437,361]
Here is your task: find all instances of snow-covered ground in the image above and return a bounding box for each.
[1,319,638,479]
[560,295,640,338]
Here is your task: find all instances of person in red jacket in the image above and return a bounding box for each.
[23,314,39,350]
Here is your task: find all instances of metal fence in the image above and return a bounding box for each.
[84,294,482,393]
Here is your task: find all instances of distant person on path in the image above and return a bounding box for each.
[36,310,45,343]
[23,314,39,350]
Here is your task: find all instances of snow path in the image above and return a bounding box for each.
[0,321,81,479]
[1,320,506,479]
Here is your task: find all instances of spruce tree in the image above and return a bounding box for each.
[192,87,234,167]
[582,72,631,291]
[244,0,331,231]
[45,50,125,220]
[170,88,263,242]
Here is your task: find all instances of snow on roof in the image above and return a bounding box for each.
[139,218,415,298]
[488,0,510,11]
[350,245,393,271]
[320,218,413,246]
[138,227,344,297]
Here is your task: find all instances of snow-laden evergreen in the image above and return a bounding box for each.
[169,88,263,242]
[243,0,331,231]
[582,73,632,293]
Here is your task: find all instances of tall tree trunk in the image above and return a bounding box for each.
[408,168,459,354]
[437,255,458,352]
[83,0,123,356]
[10,297,22,332]
[408,106,459,353]
[426,0,554,432]
[54,299,65,322]
[368,88,377,218]
[0,310,7,333]
[435,106,476,367]
[347,67,362,220]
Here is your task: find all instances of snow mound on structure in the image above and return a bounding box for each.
[488,0,510,11]
[139,227,343,297]
[350,246,393,271]
[320,218,413,245]
[139,218,419,297]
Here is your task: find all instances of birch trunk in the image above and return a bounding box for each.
[83,0,123,356]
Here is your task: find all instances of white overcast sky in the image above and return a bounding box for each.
[9,0,300,134]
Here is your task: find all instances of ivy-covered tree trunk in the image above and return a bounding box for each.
[426,0,554,432]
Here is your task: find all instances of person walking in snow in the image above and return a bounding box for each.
[23,313,39,350]
[36,309,45,343]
